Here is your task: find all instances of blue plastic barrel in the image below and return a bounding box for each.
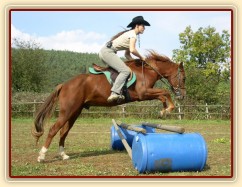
[132,133,207,173]
[110,125,156,150]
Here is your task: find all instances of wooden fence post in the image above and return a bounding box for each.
[33,100,36,118]
[205,103,209,119]
[178,104,181,120]
[220,105,223,119]
[122,105,126,118]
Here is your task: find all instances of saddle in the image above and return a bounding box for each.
[89,63,136,88]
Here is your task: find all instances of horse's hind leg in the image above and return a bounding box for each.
[38,117,68,162]
[58,110,82,160]
[38,106,83,162]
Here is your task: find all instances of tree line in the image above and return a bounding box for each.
[11,38,102,93]
[11,26,231,105]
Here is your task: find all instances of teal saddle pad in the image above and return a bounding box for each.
[89,67,136,88]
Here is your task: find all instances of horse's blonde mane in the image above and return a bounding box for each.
[125,50,174,66]
[145,50,173,63]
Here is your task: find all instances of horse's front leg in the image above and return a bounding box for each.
[160,96,168,117]
[142,88,175,117]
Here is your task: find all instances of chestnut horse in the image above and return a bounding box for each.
[32,51,186,162]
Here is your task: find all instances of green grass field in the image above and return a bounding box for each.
[10,117,232,177]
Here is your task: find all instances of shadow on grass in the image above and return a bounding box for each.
[69,149,124,159]
[202,164,211,171]
[44,149,125,163]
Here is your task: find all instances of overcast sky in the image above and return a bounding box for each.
[11,10,231,58]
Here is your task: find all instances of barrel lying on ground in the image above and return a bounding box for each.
[110,125,155,150]
[132,133,208,173]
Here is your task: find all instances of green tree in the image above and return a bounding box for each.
[11,38,48,92]
[172,26,231,104]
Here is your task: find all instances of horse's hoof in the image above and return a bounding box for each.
[60,152,70,160]
[62,154,70,160]
[37,156,45,163]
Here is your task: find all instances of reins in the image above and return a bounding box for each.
[141,60,171,88]
[141,60,183,96]
[141,60,146,86]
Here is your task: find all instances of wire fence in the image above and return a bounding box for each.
[11,101,231,120]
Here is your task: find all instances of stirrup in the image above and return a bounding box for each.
[107,93,125,103]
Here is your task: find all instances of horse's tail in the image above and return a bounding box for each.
[32,84,63,144]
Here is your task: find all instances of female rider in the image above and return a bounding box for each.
[99,16,150,102]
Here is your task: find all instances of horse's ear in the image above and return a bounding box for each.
[179,62,184,69]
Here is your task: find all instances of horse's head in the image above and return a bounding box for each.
[145,51,186,100]
[168,62,186,100]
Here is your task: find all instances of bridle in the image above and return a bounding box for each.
[142,60,185,97]
[169,66,185,97]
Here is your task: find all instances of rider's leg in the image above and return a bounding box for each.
[99,47,130,100]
